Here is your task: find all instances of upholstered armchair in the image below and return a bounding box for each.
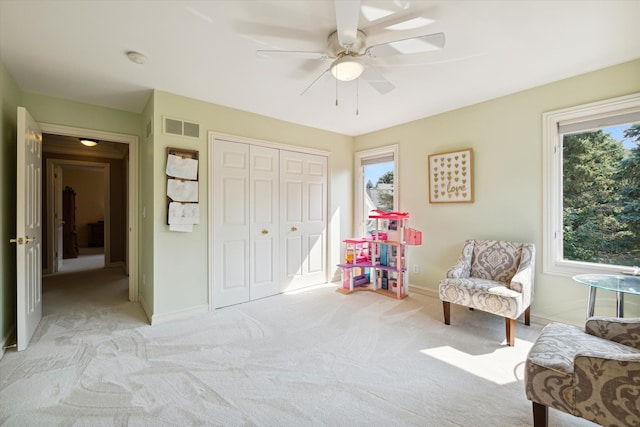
[438,239,535,346]
[525,318,640,427]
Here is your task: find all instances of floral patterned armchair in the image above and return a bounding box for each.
[525,317,640,426]
[438,239,536,346]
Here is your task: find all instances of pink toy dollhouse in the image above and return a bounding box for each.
[337,210,422,299]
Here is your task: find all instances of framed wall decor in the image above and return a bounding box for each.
[428,148,474,203]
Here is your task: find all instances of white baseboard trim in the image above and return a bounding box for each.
[150,304,209,325]
[0,325,16,360]
[408,285,438,299]
[406,285,579,328]
[529,314,582,328]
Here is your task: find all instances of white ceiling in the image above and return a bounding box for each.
[1,0,639,136]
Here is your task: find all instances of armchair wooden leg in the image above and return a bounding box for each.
[443,301,450,325]
[505,317,516,346]
[525,306,531,326]
[532,402,548,427]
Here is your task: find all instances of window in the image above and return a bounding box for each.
[543,93,640,276]
[354,145,398,237]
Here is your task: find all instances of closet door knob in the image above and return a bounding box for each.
[291,226,298,232]
[262,229,269,235]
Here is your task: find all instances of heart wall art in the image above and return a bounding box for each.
[428,148,474,203]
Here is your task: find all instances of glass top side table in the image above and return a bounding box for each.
[572,274,640,318]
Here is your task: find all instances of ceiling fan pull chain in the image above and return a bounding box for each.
[356,79,359,116]
[335,77,339,106]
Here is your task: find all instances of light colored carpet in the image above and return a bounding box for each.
[49,247,105,275]
[0,269,597,427]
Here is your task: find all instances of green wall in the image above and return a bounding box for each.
[0,60,20,349]
[149,90,353,320]
[138,92,155,318]
[354,59,640,324]
[21,92,142,136]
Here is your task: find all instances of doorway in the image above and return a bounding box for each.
[46,159,110,275]
[39,124,139,302]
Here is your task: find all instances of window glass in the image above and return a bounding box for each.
[364,161,394,235]
[355,145,398,238]
[562,123,640,267]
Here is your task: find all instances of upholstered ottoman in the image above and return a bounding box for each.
[525,318,640,427]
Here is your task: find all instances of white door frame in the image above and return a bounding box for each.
[45,159,111,272]
[39,123,139,302]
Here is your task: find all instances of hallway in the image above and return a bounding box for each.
[48,247,106,276]
[42,266,135,317]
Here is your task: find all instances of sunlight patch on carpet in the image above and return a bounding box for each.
[420,346,525,385]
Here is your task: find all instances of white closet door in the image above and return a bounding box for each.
[213,140,250,308]
[280,150,327,291]
[249,145,280,300]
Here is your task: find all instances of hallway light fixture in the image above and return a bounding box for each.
[80,138,99,147]
[330,56,364,82]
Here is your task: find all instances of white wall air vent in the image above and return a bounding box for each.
[163,116,200,139]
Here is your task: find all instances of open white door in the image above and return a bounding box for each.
[14,107,43,351]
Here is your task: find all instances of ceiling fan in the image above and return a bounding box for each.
[256,0,446,96]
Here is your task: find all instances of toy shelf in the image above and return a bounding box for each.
[337,211,421,300]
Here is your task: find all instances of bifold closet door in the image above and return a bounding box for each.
[213,140,250,308]
[213,141,280,308]
[280,150,327,291]
[248,145,280,300]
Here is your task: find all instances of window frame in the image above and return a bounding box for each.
[354,144,398,237]
[542,93,640,277]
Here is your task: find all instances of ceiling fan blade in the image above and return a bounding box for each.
[300,68,330,96]
[361,6,438,34]
[360,66,394,95]
[366,32,445,58]
[335,0,360,48]
[257,50,328,60]
[234,20,321,44]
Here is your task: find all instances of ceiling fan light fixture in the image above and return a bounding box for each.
[330,56,364,82]
[80,138,99,147]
